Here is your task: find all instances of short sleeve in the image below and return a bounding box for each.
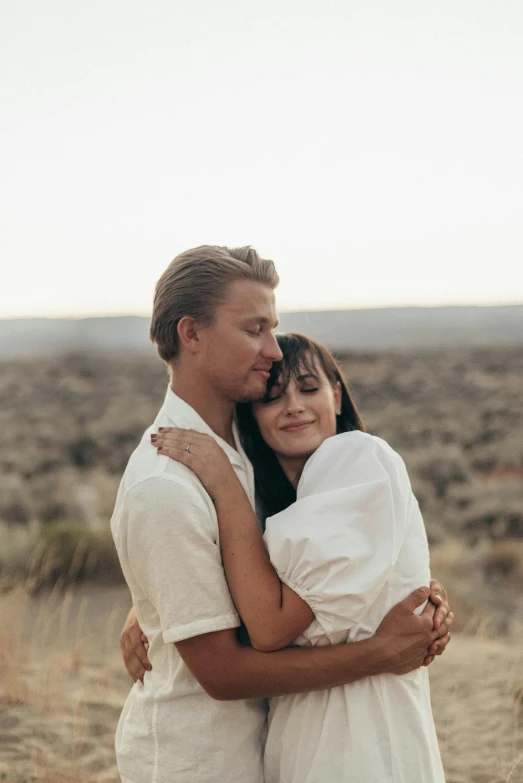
[263,433,412,635]
[123,477,240,643]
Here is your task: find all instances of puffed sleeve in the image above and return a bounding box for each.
[263,432,414,635]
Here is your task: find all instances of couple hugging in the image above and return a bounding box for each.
[111,245,452,783]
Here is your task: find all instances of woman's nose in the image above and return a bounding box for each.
[284,393,305,414]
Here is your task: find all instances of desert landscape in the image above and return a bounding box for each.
[1,345,523,782]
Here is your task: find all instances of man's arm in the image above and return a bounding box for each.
[121,587,449,698]
[177,587,444,700]
[120,581,454,682]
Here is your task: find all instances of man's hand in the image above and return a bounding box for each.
[424,578,453,664]
[120,607,151,683]
[376,587,447,675]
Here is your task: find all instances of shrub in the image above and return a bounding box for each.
[33,522,123,588]
[0,520,123,590]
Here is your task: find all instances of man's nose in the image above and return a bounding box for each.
[262,332,283,362]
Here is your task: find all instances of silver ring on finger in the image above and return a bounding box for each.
[185,443,191,454]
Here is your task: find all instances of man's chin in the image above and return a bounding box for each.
[235,380,267,404]
[235,389,266,404]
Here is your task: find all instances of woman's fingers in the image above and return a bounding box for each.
[120,625,152,682]
[157,427,207,442]
[151,427,211,456]
[153,433,190,450]
[157,444,194,464]
[127,651,148,683]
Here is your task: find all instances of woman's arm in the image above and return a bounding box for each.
[213,475,314,651]
[153,427,314,650]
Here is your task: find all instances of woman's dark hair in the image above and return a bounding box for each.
[237,332,365,520]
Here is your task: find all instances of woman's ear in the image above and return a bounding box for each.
[177,316,200,354]
[334,381,342,415]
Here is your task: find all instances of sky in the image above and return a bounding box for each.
[1,0,523,317]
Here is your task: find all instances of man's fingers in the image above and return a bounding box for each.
[432,619,449,643]
[427,639,439,656]
[433,605,446,630]
[427,630,451,656]
[399,586,430,613]
[422,599,436,621]
[431,632,451,656]
[429,579,448,601]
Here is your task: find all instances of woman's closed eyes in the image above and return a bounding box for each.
[265,386,320,404]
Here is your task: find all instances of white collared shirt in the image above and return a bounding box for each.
[111,386,267,783]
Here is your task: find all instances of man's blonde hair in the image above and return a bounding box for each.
[150,245,279,362]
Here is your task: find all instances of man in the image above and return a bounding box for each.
[112,245,452,783]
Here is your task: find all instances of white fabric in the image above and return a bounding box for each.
[111,386,267,783]
[263,431,445,783]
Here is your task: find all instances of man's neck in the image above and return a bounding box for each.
[169,370,236,448]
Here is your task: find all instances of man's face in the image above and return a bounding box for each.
[196,279,283,403]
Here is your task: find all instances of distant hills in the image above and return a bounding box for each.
[0,305,522,358]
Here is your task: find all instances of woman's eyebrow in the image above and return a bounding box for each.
[296,373,319,382]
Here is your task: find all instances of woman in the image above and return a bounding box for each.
[153,333,446,783]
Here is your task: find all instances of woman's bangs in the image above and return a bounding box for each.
[264,335,322,401]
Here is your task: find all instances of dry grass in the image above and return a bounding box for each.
[1,584,523,782]
[0,583,130,783]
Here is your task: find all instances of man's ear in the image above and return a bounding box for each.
[334,381,342,415]
[177,316,201,354]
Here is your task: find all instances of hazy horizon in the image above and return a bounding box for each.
[2,300,523,322]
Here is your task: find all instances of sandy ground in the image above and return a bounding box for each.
[1,585,522,783]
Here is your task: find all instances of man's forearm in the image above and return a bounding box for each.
[223,638,391,700]
[176,587,439,701]
[178,631,391,701]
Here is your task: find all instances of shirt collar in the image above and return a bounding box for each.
[161,385,247,469]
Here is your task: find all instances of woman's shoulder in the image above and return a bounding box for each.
[297,431,406,497]
[304,430,403,469]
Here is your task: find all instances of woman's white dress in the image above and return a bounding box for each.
[263,431,445,783]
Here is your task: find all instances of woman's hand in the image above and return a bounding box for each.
[151,427,240,500]
[120,607,151,683]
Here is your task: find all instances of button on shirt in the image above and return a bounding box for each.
[111,386,267,783]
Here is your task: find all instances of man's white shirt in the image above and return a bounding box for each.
[111,386,267,783]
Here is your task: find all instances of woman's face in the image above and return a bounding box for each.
[252,358,342,462]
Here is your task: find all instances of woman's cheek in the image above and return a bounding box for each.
[258,416,279,449]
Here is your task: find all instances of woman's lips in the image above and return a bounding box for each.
[280,421,315,433]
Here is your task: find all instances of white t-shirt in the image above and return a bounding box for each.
[263,432,445,783]
[111,387,267,783]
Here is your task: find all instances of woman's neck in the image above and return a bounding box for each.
[277,455,309,489]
